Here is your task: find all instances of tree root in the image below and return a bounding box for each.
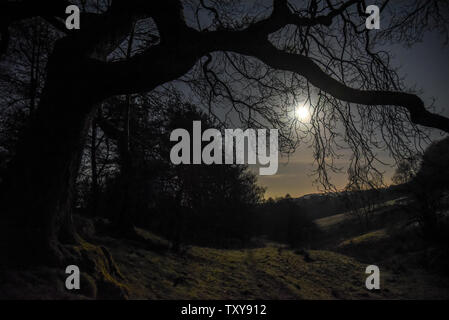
[61,236,129,299]
[0,231,129,299]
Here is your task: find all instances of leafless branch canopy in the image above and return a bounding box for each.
[2,0,449,190]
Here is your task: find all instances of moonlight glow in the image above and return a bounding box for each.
[295,106,310,121]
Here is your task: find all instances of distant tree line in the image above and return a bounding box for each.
[390,138,449,248]
[254,195,320,248]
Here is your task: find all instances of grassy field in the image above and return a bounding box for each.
[105,229,376,299]
[100,227,449,299]
[314,198,407,230]
[2,226,448,299]
[2,196,448,299]
[315,212,347,230]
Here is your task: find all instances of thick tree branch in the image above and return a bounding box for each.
[95,0,361,94]
[13,0,443,134]
[96,30,201,95]
[97,8,449,134]
[247,0,361,36]
[239,41,449,133]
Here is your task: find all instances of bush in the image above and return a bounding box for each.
[254,195,320,248]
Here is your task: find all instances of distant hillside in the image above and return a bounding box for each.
[292,185,406,220]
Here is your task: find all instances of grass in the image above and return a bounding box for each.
[338,229,388,248]
[98,228,448,300]
[107,235,378,299]
[2,226,448,299]
[314,197,407,230]
[315,212,347,230]
[2,194,448,300]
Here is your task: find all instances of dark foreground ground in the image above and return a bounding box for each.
[1,197,449,299]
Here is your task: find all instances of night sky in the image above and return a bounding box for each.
[258,30,449,198]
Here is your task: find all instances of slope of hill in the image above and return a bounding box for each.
[314,197,407,230]
[293,186,406,220]
[2,225,448,300]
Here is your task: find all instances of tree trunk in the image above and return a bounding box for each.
[113,26,138,236]
[0,44,100,266]
[90,113,99,215]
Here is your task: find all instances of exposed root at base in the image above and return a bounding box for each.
[0,236,129,300]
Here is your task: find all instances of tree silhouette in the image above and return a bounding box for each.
[410,137,449,241]
[0,0,448,265]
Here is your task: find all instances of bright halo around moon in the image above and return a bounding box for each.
[295,105,310,122]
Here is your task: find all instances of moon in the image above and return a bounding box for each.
[295,106,310,121]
